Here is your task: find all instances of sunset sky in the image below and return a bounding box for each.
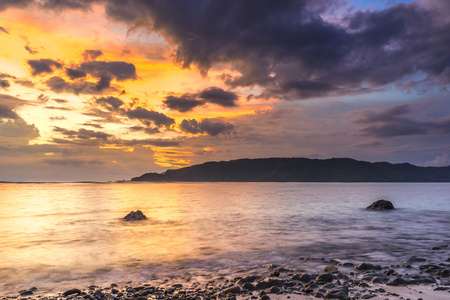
[1,0,449,181]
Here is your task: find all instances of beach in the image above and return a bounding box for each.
[5,246,449,300]
[1,182,449,299]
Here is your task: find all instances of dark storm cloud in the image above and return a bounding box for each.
[65,68,86,80]
[163,87,238,112]
[198,87,238,107]
[27,59,63,76]
[0,103,19,119]
[78,61,137,91]
[46,76,118,95]
[82,49,103,61]
[79,61,137,81]
[7,1,450,100]
[126,107,175,127]
[97,0,450,99]
[163,95,204,113]
[0,0,32,11]
[0,26,9,34]
[180,118,234,136]
[95,96,124,111]
[352,103,450,138]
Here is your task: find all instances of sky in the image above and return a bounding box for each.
[0,0,449,181]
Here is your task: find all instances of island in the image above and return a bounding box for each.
[131,157,450,182]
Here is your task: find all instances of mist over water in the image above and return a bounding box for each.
[0,182,449,295]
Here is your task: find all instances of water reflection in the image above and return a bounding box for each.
[0,182,449,295]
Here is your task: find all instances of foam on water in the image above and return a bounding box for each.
[0,182,449,295]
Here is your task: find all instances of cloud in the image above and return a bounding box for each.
[163,95,204,112]
[82,49,103,61]
[0,118,40,139]
[0,79,10,89]
[424,154,450,167]
[0,103,19,119]
[180,118,234,136]
[27,59,63,76]
[197,87,238,107]
[129,125,160,135]
[41,158,103,167]
[163,87,238,112]
[352,103,450,138]
[46,76,118,95]
[78,60,137,91]
[125,106,175,127]
[53,126,112,141]
[0,26,9,34]
[25,44,39,54]
[65,67,86,80]
[95,0,450,99]
[95,96,124,111]
[0,0,32,11]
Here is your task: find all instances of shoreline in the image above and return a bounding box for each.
[4,251,449,300]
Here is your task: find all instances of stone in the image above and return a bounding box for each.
[123,210,147,221]
[222,286,240,294]
[316,273,334,283]
[366,199,395,210]
[242,282,255,291]
[354,263,382,271]
[324,265,338,272]
[62,289,82,297]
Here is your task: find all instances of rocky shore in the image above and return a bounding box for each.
[3,247,449,300]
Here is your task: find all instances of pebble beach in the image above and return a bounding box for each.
[5,247,449,300]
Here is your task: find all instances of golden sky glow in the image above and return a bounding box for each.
[1,1,450,181]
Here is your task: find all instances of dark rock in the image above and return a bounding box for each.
[242,283,255,291]
[222,286,240,294]
[406,256,427,263]
[111,289,119,294]
[269,286,280,294]
[292,273,312,282]
[354,263,382,271]
[63,289,82,297]
[342,262,354,267]
[362,294,377,299]
[269,271,280,277]
[431,245,448,250]
[237,276,261,284]
[316,273,334,283]
[19,291,33,296]
[323,286,348,299]
[366,199,394,210]
[123,210,147,221]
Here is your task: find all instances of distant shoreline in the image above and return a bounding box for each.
[132,157,450,182]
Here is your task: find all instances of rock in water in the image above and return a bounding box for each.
[366,199,394,210]
[123,210,147,221]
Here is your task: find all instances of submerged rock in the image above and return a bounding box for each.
[123,210,147,221]
[366,199,395,210]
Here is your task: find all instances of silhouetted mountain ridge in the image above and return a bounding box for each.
[131,157,450,182]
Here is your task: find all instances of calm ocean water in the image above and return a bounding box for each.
[0,182,449,295]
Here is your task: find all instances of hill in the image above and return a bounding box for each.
[131,157,450,182]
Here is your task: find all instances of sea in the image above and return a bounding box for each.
[0,182,449,295]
